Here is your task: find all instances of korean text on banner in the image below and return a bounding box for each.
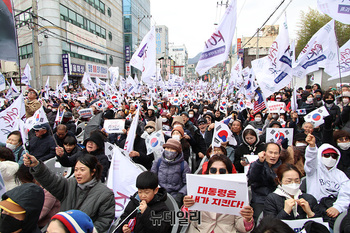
[186,174,248,216]
[267,101,286,113]
[103,119,125,134]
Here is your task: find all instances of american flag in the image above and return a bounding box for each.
[254,90,266,114]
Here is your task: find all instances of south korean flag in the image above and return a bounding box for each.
[145,130,165,156]
[304,106,330,127]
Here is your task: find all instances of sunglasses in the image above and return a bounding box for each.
[323,153,338,159]
[209,167,227,174]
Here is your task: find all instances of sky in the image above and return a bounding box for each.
[150,0,318,58]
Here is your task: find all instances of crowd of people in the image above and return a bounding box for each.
[0,82,350,233]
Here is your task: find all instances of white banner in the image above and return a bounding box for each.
[107,146,141,217]
[187,174,248,216]
[130,26,156,85]
[78,108,93,119]
[282,218,328,233]
[195,0,237,76]
[104,119,125,134]
[266,128,294,146]
[124,108,140,153]
[304,106,330,127]
[318,0,350,25]
[0,94,25,142]
[328,39,350,81]
[267,101,286,113]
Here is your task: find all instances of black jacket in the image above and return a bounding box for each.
[264,192,322,220]
[118,188,171,233]
[1,183,44,233]
[247,159,282,204]
[28,133,56,161]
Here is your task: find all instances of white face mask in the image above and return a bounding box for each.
[172,135,181,141]
[307,97,314,102]
[162,118,168,123]
[343,98,349,105]
[295,142,307,147]
[6,143,17,151]
[281,183,300,196]
[338,142,350,151]
[189,114,194,118]
[255,117,262,122]
[322,156,337,168]
[146,128,154,134]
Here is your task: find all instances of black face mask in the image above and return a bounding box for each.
[325,99,334,104]
[0,214,24,233]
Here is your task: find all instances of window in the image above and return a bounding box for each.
[94,0,99,9]
[60,5,68,17]
[109,55,113,65]
[108,32,112,41]
[77,14,84,27]
[107,7,111,17]
[100,27,106,38]
[19,44,33,59]
[99,1,105,13]
[89,21,96,33]
[68,9,76,23]
[96,24,101,36]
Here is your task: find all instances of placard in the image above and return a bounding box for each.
[267,101,286,113]
[243,154,259,174]
[282,218,328,233]
[78,108,93,119]
[266,128,293,146]
[186,174,248,216]
[104,119,125,134]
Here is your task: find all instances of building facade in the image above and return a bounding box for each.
[169,44,188,80]
[155,25,169,60]
[12,0,124,88]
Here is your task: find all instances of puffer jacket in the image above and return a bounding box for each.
[151,152,191,197]
[30,162,115,233]
[28,132,56,162]
[0,160,19,191]
[187,210,250,233]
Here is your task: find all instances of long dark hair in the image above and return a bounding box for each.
[76,154,103,181]
[205,155,233,174]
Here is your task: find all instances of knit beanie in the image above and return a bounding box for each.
[51,210,95,233]
[163,138,182,154]
[172,127,184,137]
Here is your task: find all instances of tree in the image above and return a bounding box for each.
[295,8,350,57]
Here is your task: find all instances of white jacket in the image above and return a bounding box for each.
[0,161,19,191]
[304,144,350,213]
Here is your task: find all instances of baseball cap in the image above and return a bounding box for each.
[0,198,26,214]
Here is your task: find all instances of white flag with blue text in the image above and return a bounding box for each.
[318,0,350,25]
[328,38,350,81]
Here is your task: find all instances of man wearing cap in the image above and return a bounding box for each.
[305,134,350,229]
[25,88,41,118]
[0,183,44,233]
[28,123,56,162]
[62,111,76,134]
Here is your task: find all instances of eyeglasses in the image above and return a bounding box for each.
[209,167,227,174]
[323,153,338,159]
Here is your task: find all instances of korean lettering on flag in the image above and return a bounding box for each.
[145,130,165,155]
[195,0,237,76]
[318,0,350,25]
[304,106,330,127]
[293,20,338,79]
[328,38,350,81]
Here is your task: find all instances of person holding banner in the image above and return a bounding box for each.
[183,155,254,233]
[24,153,115,232]
[263,163,321,220]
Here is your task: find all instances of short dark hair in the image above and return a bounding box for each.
[265,142,281,154]
[0,147,15,161]
[63,136,77,145]
[251,216,294,233]
[333,130,350,142]
[15,164,34,184]
[7,131,22,145]
[136,171,158,190]
[323,91,334,101]
[206,146,227,158]
[205,155,233,174]
[275,163,302,184]
[76,154,103,181]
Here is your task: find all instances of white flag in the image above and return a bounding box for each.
[212,121,236,147]
[107,146,141,217]
[318,0,350,25]
[0,72,6,92]
[304,106,330,127]
[44,77,50,100]
[21,63,32,86]
[109,67,119,86]
[0,94,26,142]
[124,107,140,152]
[59,73,69,91]
[5,78,19,100]
[230,57,243,84]
[130,26,156,85]
[195,0,237,76]
[252,16,294,98]
[293,20,338,79]
[328,39,350,81]
[24,106,49,141]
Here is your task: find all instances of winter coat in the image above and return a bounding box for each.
[28,132,56,161]
[0,161,19,191]
[234,125,265,173]
[118,188,171,233]
[304,144,350,213]
[1,183,44,233]
[63,120,77,134]
[0,142,25,165]
[38,188,60,228]
[325,103,341,127]
[57,149,110,183]
[119,135,154,170]
[264,192,321,220]
[187,210,251,233]
[53,130,75,147]
[30,162,115,232]
[25,99,41,118]
[247,158,282,204]
[151,152,191,197]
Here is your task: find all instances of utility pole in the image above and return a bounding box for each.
[32,0,41,89]
[256,28,260,59]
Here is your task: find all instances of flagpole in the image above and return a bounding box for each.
[334,22,343,99]
[12,1,22,93]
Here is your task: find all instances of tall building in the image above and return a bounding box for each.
[155,25,169,59]
[169,44,188,79]
[123,0,151,77]
[12,0,124,88]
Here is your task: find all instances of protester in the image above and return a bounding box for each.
[0,147,19,191]
[25,88,41,118]
[47,210,96,233]
[0,131,26,165]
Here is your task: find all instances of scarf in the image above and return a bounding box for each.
[78,178,98,190]
[274,185,302,217]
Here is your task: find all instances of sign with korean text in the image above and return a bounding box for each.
[86,63,108,79]
[267,101,286,113]
[62,54,71,75]
[78,108,93,118]
[187,174,248,216]
[104,119,125,134]
[71,63,85,76]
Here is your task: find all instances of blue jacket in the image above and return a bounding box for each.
[28,133,56,162]
[151,152,191,197]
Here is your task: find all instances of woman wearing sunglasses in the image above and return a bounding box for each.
[183,155,254,233]
[304,134,350,230]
